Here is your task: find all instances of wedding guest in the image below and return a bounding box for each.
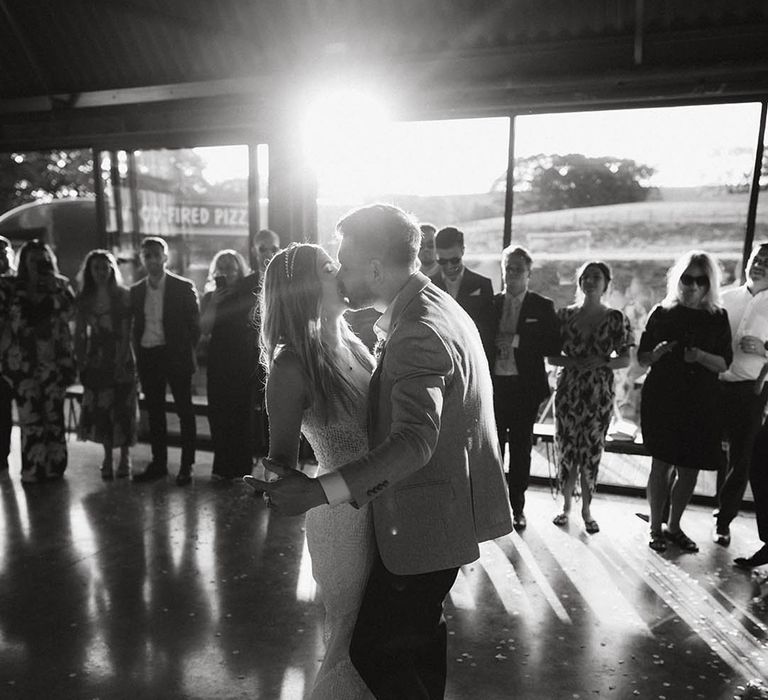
[0,240,76,483]
[735,361,768,569]
[74,250,138,480]
[130,237,200,485]
[200,250,259,480]
[0,236,15,471]
[249,228,281,278]
[248,228,282,458]
[492,245,560,529]
[418,223,440,278]
[714,242,768,546]
[431,226,495,362]
[638,251,732,553]
[548,261,632,534]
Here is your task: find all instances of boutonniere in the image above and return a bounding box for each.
[374,338,386,361]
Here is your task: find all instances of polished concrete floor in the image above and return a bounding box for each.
[0,434,767,700]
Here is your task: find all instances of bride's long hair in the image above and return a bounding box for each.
[259,243,375,421]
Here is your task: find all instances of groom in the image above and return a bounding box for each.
[256,203,512,699]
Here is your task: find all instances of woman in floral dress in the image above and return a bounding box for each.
[74,250,138,480]
[0,240,76,483]
[548,261,633,533]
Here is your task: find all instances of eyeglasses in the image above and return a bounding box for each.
[257,245,279,255]
[437,256,462,266]
[680,273,709,287]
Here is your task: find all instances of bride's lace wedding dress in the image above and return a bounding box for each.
[302,378,376,699]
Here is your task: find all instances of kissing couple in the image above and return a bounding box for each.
[247,203,512,699]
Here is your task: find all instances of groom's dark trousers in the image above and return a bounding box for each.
[350,553,459,700]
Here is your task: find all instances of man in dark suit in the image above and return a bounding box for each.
[131,237,200,485]
[492,245,561,529]
[430,226,494,362]
[253,204,512,699]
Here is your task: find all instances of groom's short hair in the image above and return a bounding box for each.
[336,204,420,272]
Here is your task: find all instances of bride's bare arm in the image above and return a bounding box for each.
[264,352,308,473]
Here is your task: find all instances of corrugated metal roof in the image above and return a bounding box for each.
[1,0,767,101]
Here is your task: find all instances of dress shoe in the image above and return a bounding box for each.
[712,525,731,546]
[176,465,193,486]
[116,456,132,479]
[513,513,527,530]
[734,545,768,569]
[132,463,168,483]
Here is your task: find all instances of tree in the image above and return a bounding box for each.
[134,148,211,200]
[511,153,655,212]
[0,150,94,214]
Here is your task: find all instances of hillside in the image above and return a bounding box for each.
[460,194,760,256]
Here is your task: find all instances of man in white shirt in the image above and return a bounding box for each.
[131,237,200,485]
[714,242,768,545]
[491,246,561,529]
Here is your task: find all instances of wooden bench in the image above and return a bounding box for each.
[65,384,212,448]
[533,421,650,457]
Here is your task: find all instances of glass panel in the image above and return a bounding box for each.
[314,116,510,290]
[0,149,96,282]
[515,103,763,495]
[128,145,251,290]
[755,137,768,251]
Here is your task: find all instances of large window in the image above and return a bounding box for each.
[754,133,768,249]
[515,103,764,494]
[313,116,510,289]
[100,145,256,291]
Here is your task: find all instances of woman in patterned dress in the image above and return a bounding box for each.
[74,250,138,480]
[548,261,633,533]
[253,243,376,699]
[638,251,732,553]
[0,240,76,483]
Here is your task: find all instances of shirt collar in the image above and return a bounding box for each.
[373,272,422,342]
[442,268,464,286]
[147,272,166,291]
[505,288,527,304]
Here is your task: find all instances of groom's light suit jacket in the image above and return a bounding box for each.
[338,272,512,575]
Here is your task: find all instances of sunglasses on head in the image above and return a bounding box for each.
[437,256,462,266]
[680,273,709,287]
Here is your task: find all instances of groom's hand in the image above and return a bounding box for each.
[244,471,328,516]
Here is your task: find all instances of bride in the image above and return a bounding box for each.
[254,242,376,699]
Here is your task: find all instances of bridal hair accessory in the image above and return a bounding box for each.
[283,247,298,280]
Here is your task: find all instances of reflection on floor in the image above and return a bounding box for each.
[0,437,766,699]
